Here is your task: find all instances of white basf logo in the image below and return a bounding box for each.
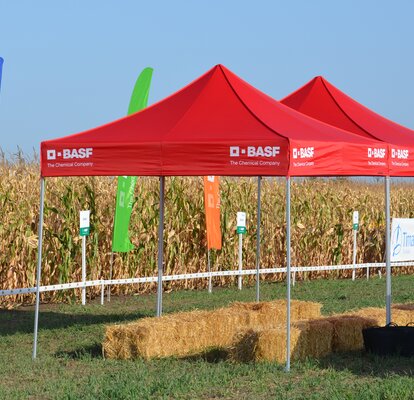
[367,148,386,159]
[391,148,409,159]
[292,147,314,159]
[46,150,56,160]
[47,148,93,160]
[229,146,280,158]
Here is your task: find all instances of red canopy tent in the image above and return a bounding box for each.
[281,76,414,176]
[41,66,388,178]
[282,76,414,332]
[35,66,390,370]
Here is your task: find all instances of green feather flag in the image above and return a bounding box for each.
[112,67,154,252]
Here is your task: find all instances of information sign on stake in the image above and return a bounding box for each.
[353,211,359,231]
[236,212,246,235]
[80,210,90,236]
[352,211,358,281]
[79,210,90,305]
[236,212,246,290]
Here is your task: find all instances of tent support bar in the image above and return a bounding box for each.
[256,176,262,302]
[385,176,391,324]
[156,176,165,317]
[285,176,291,372]
[33,177,45,360]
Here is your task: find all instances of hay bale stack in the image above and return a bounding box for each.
[324,315,377,352]
[103,299,322,360]
[230,319,333,363]
[351,306,414,327]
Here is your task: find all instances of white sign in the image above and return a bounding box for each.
[80,210,90,236]
[237,212,246,228]
[353,211,359,225]
[80,210,90,228]
[390,218,414,261]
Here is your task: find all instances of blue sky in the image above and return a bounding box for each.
[0,0,413,155]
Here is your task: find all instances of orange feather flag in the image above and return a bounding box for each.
[203,176,222,250]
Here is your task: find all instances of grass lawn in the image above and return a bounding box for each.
[0,275,413,399]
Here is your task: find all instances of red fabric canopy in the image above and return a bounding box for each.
[41,66,388,177]
[281,76,414,176]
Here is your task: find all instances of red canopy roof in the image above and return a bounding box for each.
[281,76,414,176]
[41,66,388,177]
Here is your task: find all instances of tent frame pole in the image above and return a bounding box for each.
[33,177,45,360]
[156,176,165,317]
[285,176,291,372]
[256,176,262,302]
[385,176,391,324]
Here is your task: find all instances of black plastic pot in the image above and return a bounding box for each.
[363,325,414,357]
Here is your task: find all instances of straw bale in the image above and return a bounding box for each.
[103,308,252,360]
[229,299,322,329]
[317,304,414,354]
[103,299,322,360]
[103,324,135,360]
[351,306,414,327]
[291,319,333,361]
[230,319,333,363]
[324,314,377,352]
[135,309,230,359]
[230,327,300,363]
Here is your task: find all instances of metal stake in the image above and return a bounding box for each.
[81,235,86,305]
[33,177,45,360]
[156,176,165,317]
[285,176,291,372]
[385,176,391,324]
[107,251,114,302]
[256,176,262,302]
[101,281,105,305]
[238,233,243,290]
[207,249,212,293]
[352,228,357,281]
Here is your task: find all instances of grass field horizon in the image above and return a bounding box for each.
[1,276,413,399]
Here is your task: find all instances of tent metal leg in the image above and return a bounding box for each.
[256,176,262,302]
[156,176,165,317]
[385,176,391,324]
[285,176,291,372]
[32,177,45,360]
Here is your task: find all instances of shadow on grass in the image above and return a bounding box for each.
[182,348,230,363]
[0,309,148,336]
[316,351,414,378]
[49,342,414,376]
[184,347,414,375]
[55,343,103,360]
[57,346,231,362]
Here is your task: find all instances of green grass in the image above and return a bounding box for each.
[1,275,413,399]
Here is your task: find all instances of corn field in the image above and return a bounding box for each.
[1,154,414,308]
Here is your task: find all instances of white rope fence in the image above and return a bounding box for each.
[1,261,413,297]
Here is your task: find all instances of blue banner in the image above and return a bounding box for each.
[0,57,3,92]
